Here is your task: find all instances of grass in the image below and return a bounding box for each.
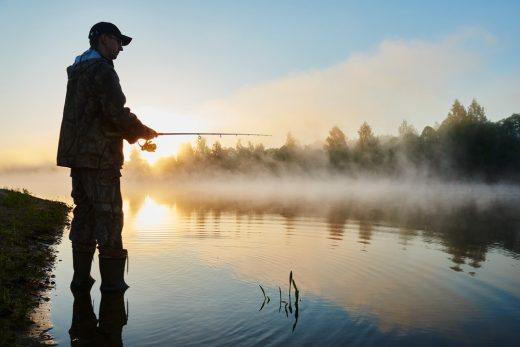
[0,188,70,346]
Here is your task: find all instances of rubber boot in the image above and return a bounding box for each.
[99,249,129,292]
[70,251,95,289]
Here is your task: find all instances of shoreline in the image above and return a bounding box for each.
[0,188,70,346]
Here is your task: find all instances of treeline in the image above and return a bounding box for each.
[128,99,520,181]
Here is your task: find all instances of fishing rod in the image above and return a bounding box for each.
[139,132,271,152]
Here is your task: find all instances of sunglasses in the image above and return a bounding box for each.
[107,34,122,46]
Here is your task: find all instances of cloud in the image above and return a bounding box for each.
[201,28,497,146]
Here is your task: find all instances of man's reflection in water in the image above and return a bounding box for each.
[69,288,128,347]
[69,288,97,346]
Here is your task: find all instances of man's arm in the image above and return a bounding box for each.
[96,65,156,143]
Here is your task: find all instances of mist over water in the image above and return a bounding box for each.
[3,167,520,216]
[3,165,520,239]
[124,173,520,219]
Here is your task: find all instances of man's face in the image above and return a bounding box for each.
[100,33,123,60]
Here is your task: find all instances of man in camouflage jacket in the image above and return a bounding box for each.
[57,22,156,292]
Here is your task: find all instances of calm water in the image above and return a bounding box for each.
[2,171,520,346]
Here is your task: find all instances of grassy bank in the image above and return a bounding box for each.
[0,188,70,346]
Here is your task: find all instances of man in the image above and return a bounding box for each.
[57,22,157,292]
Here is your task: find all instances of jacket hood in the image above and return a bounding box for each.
[74,49,102,64]
[67,49,108,79]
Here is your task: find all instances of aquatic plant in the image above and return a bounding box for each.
[258,270,301,331]
[258,284,270,311]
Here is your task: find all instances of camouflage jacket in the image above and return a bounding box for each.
[57,49,148,169]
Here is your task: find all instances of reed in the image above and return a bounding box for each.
[257,270,300,331]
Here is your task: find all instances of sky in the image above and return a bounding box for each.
[0,0,519,167]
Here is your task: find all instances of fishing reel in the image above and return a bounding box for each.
[138,140,157,152]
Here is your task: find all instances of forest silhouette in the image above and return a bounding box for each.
[128,99,520,181]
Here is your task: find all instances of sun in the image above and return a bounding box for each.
[123,106,209,165]
[139,145,167,165]
[124,136,193,166]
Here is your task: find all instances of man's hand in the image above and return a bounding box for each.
[143,126,158,140]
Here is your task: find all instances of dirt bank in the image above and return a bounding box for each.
[0,188,70,346]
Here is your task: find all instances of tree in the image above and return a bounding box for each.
[440,99,467,130]
[247,141,255,153]
[437,99,497,178]
[499,113,520,138]
[420,126,436,141]
[398,120,418,137]
[395,121,420,167]
[325,126,349,170]
[211,141,224,159]
[467,99,487,122]
[496,114,520,175]
[254,143,265,155]
[355,122,381,170]
[284,132,298,149]
[418,126,440,168]
[195,136,210,159]
[277,132,300,162]
[447,99,467,121]
[357,122,377,147]
[325,126,347,150]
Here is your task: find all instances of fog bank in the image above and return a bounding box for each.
[125,174,520,214]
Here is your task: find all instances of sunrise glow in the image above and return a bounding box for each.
[2,2,520,346]
[131,196,177,235]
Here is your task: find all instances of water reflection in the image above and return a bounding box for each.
[398,227,419,249]
[69,288,128,347]
[358,221,373,247]
[327,208,347,243]
[117,188,520,342]
[125,187,520,270]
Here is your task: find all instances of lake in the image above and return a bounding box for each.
[2,170,520,346]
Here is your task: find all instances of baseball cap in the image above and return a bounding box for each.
[88,22,132,46]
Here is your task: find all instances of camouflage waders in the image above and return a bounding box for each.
[70,168,124,254]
